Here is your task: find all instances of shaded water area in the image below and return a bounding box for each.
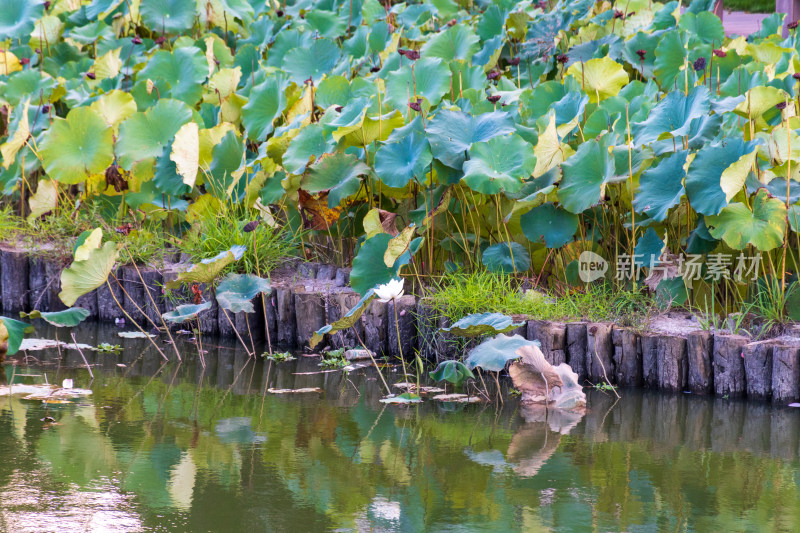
[0,323,799,531]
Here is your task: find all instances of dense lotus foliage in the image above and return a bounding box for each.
[1,0,799,315]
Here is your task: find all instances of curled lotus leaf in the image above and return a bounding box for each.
[59,242,120,307]
[20,308,91,328]
[215,273,272,314]
[705,188,787,251]
[0,316,34,356]
[310,289,376,349]
[162,302,213,324]
[441,312,525,337]
[430,360,474,387]
[465,334,541,373]
[167,246,246,289]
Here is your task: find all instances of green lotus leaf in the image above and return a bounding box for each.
[116,99,193,170]
[40,107,114,185]
[634,228,666,269]
[282,38,340,85]
[461,134,536,194]
[303,153,369,208]
[633,86,710,146]
[374,122,432,188]
[787,282,800,321]
[734,86,789,130]
[566,57,628,102]
[283,124,336,175]
[310,289,376,348]
[656,277,689,308]
[430,360,474,387]
[350,234,421,295]
[789,205,800,233]
[685,138,757,216]
[167,245,246,289]
[705,188,787,251]
[421,23,479,61]
[622,31,660,78]
[20,308,91,328]
[68,20,115,44]
[441,312,524,337]
[653,30,687,90]
[327,96,372,140]
[241,74,289,141]
[520,203,578,248]
[426,110,516,169]
[206,130,245,196]
[139,47,207,105]
[306,10,347,39]
[0,0,43,40]
[558,137,615,214]
[633,150,687,222]
[215,273,271,314]
[385,57,450,110]
[162,302,213,323]
[678,11,724,45]
[379,392,422,404]
[481,242,530,274]
[0,316,34,356]
[59,242,120,307]
[465,333,540,372]
[140,0,196,32]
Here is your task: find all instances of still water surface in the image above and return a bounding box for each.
[0,323,799,532]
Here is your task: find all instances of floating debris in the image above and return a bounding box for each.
[432,393,483,403]
[117,331,156,339]
[393,382,445,395]
[267,388,324,394]
[344,349,374,361]
[380,393,422,404]
[0,384,92,401]
[19,339,94,352]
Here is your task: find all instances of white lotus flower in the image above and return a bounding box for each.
[62,379,74,389]
[375,278,405,302]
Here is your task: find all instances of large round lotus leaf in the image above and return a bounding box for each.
[168,246,246,288]
[215,273,271,314]
[705,189,787,251]
[634,227,666,269]
[68,20,115,44]
[465,333,539,372]
[678,11,724,45]
[633,86,710,146]
[461,134,535,194]
[206,131,245,196]
[283,124,335,175]
[481,242,530,274]
[520,203,579,248]
[426,110,516,169]
[327,96,371,139]
[685,138,757,216]
[303,153,369,208]
[139,47,207,105]
[140,0,196,33]
[21,308,91,328]
[0,316,34,356]
[116,99,193,170]
[654,30,687,89]
[558,137,614,214]
[241,74,288,141]
[566,57,628,102]
[421,23,479,61]
[40,107,114,185]
[162,302,213,324]
[0,0,43,40]
[374,126,431,188]
[385,57,450,110]
[734,86,788,130]
[441,313,525,337]
[622,31,660,78]
[306,10,346,39]
[281,38,340,85]
[350,234,422,295]
[59,242,120,307]
[430,360,474,387]
[633,150,687,222]
[656,277,689,308]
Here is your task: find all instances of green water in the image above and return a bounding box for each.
[1,323,800,532]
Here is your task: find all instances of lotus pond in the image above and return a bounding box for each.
[0,323,796,532]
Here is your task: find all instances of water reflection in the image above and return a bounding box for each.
[0,322,799,531]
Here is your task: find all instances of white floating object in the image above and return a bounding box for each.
[62,379,73,389]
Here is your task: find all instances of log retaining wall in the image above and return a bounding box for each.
[1,249,800,403]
